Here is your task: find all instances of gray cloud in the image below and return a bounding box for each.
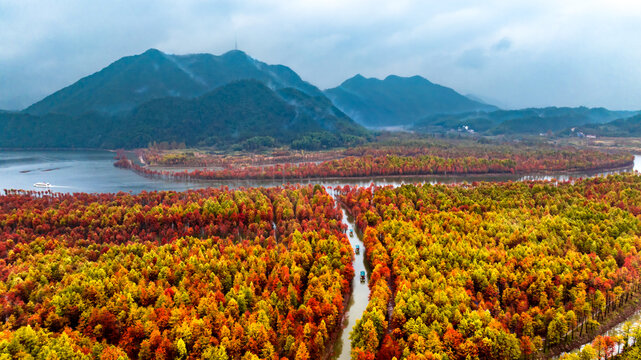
[457,48,488,69]
[492,38,512,52]
[1,0,641,110]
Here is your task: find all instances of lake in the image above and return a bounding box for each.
[1,150,640,193]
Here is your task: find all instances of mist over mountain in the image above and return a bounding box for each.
[120,80,365,148]
[2,49,369,149]
[1,80,367,149]
[25,49,323,117]
[6,48,641,150]
[325,74,497,127]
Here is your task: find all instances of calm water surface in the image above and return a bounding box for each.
[1,150,639,193]
[331,206,370,360]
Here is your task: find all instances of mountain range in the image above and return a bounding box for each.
[26,49,324,117]
[569,114,641,137]
[412,107,640,135]
[2,48,640,149]
[2,49,367,149]
[0,79,366,149]
[122,80,365,148]
[324,74,497,127]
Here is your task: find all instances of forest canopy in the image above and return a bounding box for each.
[3,173,641,359]
[340,174,641,359]
[0,186,352,359]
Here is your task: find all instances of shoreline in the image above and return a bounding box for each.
[323,277,354,360]
[1,147,635,182]
[326,203,373,360]
[126,161,635,184]
[322,205,356,360]
[541,293,641,359]
[0,147,114,152]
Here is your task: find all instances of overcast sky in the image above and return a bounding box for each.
[2,0,641,110]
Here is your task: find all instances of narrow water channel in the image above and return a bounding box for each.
[556,308,641,358]
[330,189,370,360]
[326,168,641,359]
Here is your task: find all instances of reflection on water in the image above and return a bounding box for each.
[0,150,218,194]
[330,203,370,360]
[556,309,641,359]
[1,150,639,194]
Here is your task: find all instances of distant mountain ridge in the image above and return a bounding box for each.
[412,107,640,135]
[122,80,365,147]
[324,74,497,127]
[8,48,641,149]
[26,49,323,116]
[1,80,368,149]
[570,113,641,137]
